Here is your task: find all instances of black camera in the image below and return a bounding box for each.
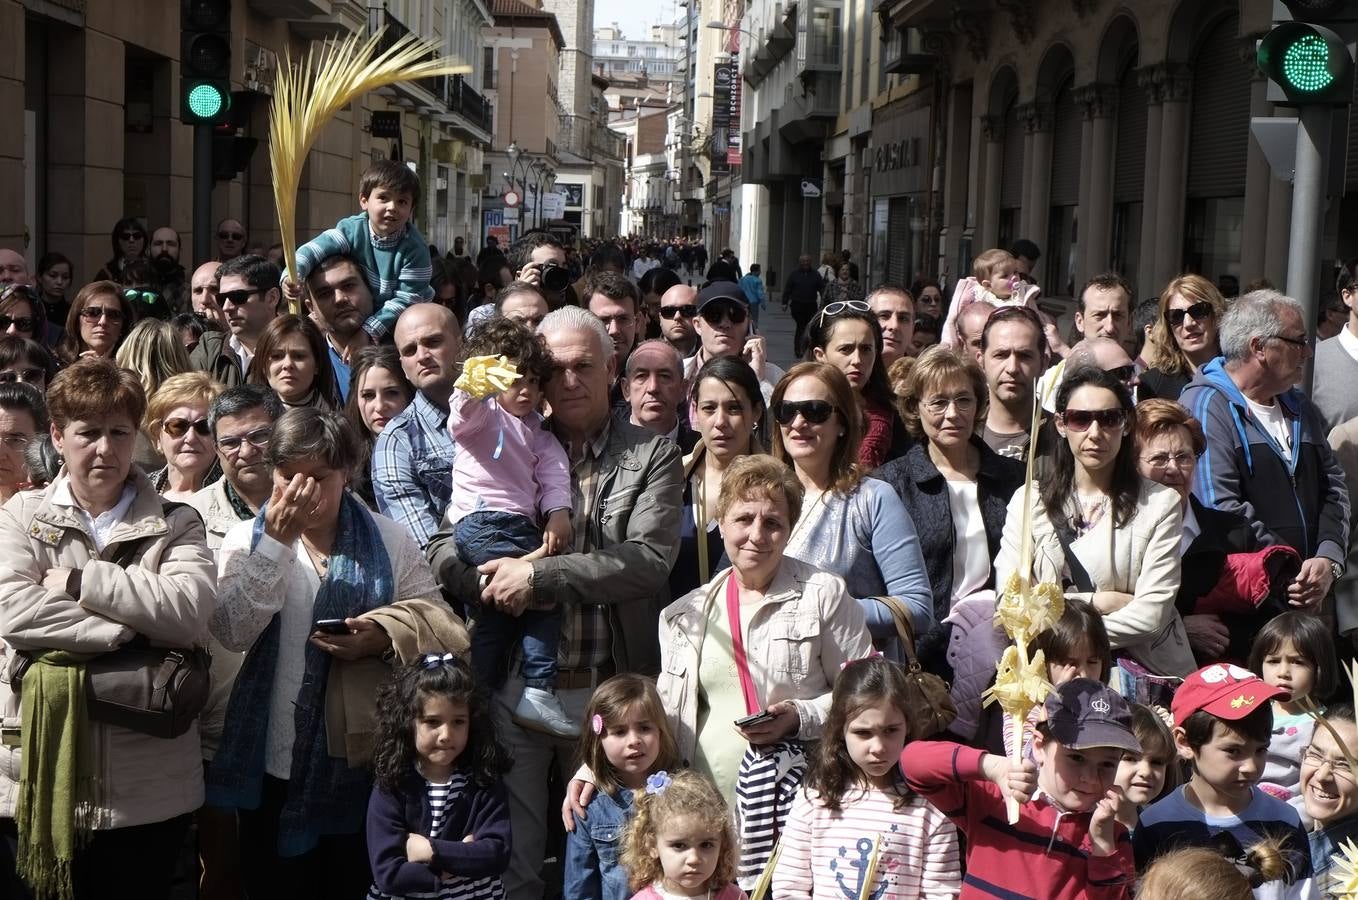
[539,262,571,294]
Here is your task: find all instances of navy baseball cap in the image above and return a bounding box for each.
[1042,678,1141,753]
[696,281,748,311]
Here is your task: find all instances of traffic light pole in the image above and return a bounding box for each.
[193,123,214,265]
[1286,106,1330,394]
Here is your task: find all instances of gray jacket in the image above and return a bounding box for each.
[428,418,684,675]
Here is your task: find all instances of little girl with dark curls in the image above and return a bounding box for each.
[365,654,514,900]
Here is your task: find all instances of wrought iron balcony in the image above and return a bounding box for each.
[369,7,444,105]
[445,75,494,136]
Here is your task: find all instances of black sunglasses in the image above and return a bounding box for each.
[660,304,698,320]
[1060,408,1128,432]
[218,289,260,306]
[218,230,245,241]
[162,417,212,439]
[0,315,35,332]
[79,305,124,323]
[1106,365,1138,383]
[1165,301,1214,328]
[773,399,836,426]
[700,303,747,326]
[118,231,144,241]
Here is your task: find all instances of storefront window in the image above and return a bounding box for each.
[1045,206,1078,297]
[1183,198,1244,283]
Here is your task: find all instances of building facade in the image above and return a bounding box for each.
[594,21,684,83]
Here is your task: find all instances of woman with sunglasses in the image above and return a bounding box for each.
[0,335,54,392]
[771,362,933,648]
[247,314,341,411]
[94,216,148,282]
[145,372,224,501]
[875,347,1025,680]
[1141,274,1225,401]
[669,355,768,599]
[997,366,1193,691]
[0,282,59,351]
[61,281,135,363]
[803,299,905,468]
[344,346,414,507]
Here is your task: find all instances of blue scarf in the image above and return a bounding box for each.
[206,492,394,856]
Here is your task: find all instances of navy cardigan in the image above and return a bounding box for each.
[367,770,513,896]
[872,437,1025,674]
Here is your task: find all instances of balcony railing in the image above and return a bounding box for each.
[369,7,444,102]
[446,75,493,135]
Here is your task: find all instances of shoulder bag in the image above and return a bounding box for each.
[875,595,957,741]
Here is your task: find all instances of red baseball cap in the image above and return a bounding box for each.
[1171,663,1287,728]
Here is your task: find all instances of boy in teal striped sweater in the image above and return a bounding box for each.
[283,159,434,342]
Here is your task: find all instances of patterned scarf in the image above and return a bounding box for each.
[205,492,393,856]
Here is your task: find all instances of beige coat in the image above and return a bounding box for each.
[996,479,1193,677]
[656,557,873,766]
[0,471,217,826]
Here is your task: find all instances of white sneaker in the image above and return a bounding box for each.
[512,687,581,738]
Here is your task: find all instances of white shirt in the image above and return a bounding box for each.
[228,333,255,376]
[51,478,138,552]
[946,480,990,602]
[1245,395,1293,462]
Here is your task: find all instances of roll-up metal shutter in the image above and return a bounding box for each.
[1114,60,1147,203]
[1001,101,1024,209]
[887,198,911,286]
[1049,79,1081,205]
[1187,14,1249,198]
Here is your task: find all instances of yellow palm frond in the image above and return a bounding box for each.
[270,28,470,311]
[749,841,782,900]
[1329,837,1358,897]
[858,833,883,900]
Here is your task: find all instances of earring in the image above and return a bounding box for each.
[839,430,846,437]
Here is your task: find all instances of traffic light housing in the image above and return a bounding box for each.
[1258,22,1354,105]
[181,0,232,124]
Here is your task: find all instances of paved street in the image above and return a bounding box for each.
[756,298,801,373]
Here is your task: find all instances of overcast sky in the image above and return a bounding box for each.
[593,0,682,41]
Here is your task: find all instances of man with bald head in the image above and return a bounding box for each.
[955,300,995,364]
[0,249,30,286]
[1066,336,1140,401]
[216,218,247,262]
[427,304,682,900]
[372,303,462,547]
[190,260,227,328]
[658,283,699,357]
[621,339,697,451]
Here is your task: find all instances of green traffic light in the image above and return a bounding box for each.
[1282,33,1335,93]
[187,83,227,119]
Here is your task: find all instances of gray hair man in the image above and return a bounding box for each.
[427,303,683,900]
[620,338,696,451]
[1181,289,1349,617]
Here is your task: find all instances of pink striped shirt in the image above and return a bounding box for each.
[773,785,962,900]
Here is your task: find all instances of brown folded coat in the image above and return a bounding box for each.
[324,597,471,765]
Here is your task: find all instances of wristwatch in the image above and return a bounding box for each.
[1331,561,1344,582]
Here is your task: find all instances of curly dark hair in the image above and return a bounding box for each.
[371,655,512,792]
[804,657,915,813]
[461,315,553,383]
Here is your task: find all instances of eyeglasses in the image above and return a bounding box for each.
[1141,451,1197,471]
[0,433,31,451]
[216,426,272,454]
[816,299,871,325]
[218,231,245,241]
[1271,333,1310,349]
[162,417,211,439]
[700,303,748,327]
[0,367,43,385]
[1106,365,1138,384]
[118,232,144,242]
[1165,301,1215,328]
[660,304,698,320]
[0,315,35,332]
[1303,747,1355,781]
[1060,408,1128,431]
[218,289,260,307]
[922,394,976,416]
[79,305,124,323]
[773,399,836,426]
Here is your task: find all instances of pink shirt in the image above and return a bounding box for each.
[447,388,572,524]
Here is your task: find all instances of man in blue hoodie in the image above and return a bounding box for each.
[1181,289,1350,613]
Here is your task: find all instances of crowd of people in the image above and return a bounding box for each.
[1,159,1358,900]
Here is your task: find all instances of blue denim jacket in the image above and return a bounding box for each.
[563,787,635,900]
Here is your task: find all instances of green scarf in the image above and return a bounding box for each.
[15,650,98,900]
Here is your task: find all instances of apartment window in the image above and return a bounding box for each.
[483,46,495,89]
[646,46,657,57]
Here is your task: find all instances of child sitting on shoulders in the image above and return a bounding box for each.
[902,677,1138,899]
[1249,611,1338,826]
[284,159,434,341]
[940,248,1065,355]
[1133,664,1313,899]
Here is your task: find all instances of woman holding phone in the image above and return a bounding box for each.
[207,408,443,894]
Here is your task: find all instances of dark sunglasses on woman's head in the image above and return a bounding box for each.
[79,305,124,323]
[700,303,747,326]
[0,315,35,332]
[773,399,836,426]
[660,304,698,320]
[1060,408,1128,432]
[162,417,212,439]
[124,289,162,306]
[1165,301,1214,328]
[816,299,870,325]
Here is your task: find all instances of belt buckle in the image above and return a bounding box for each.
[0,725,19,747]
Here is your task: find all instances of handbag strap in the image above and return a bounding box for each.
[874,595,924,673]
[726,574,761,715]
[1052,515,1097,594]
